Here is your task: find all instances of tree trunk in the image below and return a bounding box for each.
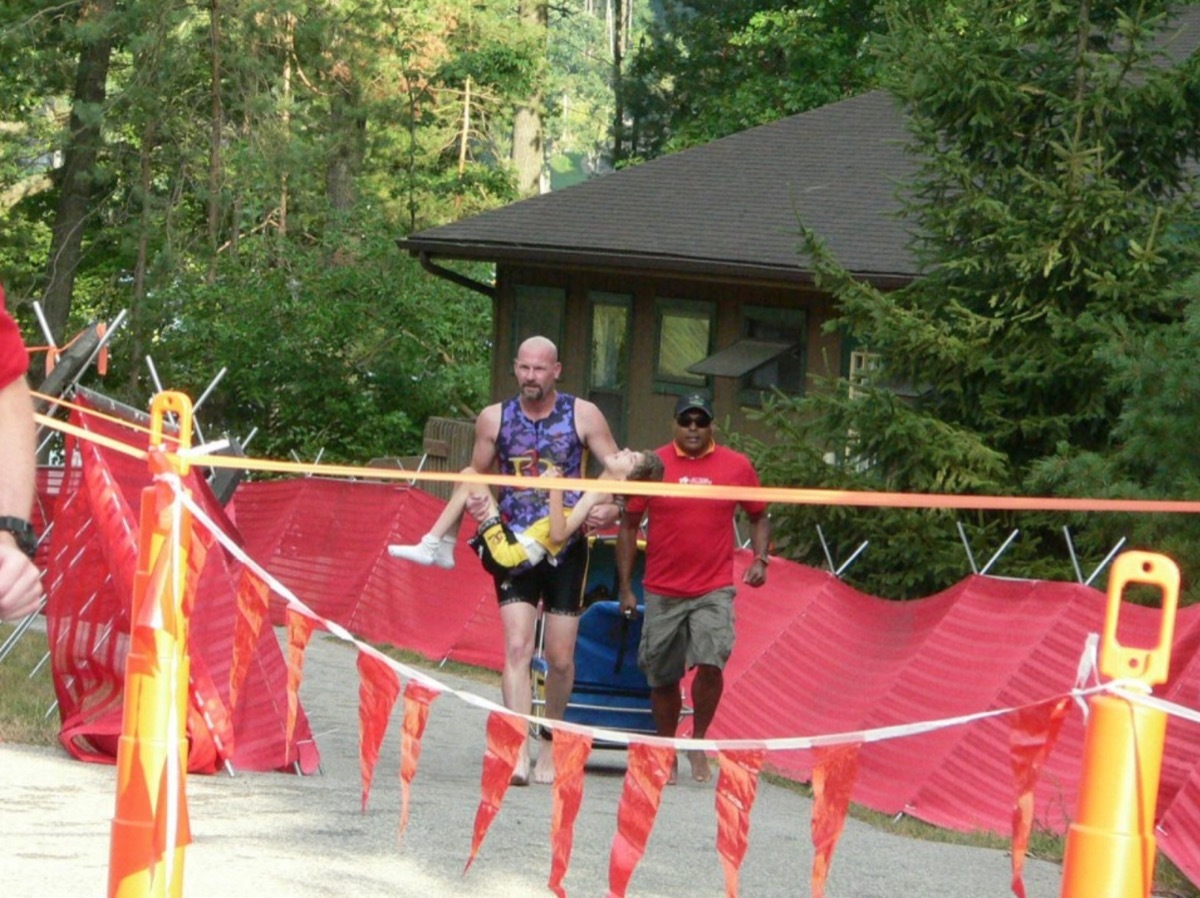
[326,76,365,217]
[610,0,625,165]
[279,12,295,237]
[511,0,547,197]
[207,0,224,283]
[127,119,156,392]
[41,0,114,343]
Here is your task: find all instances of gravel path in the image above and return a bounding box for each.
[1,632,1064,897]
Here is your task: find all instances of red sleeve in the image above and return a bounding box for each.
[0,286,30,389]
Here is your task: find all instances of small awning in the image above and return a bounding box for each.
[687,339,797,377]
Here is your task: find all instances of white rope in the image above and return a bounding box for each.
[168,478,1199,753]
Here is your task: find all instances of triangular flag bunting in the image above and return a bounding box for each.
[548,728,594,897]
[230,569,271,709]
[811,742,860,898]
[357,651,401,813]
[465,711,527,874]
[1009,698,1070,898]
[284,610,317,751]
[715,748,767,898]
[606,742,674,898]
[399,679,441,837]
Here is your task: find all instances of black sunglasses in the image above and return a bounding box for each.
[676,412,712,428]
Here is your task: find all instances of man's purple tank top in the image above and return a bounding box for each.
[496,392,584,535]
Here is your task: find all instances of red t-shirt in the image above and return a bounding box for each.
[0,285,29,389]
[627,442,766,598]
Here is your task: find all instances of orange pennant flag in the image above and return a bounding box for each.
[180,521,208,620]
[399,680,441,837]
[284,610,317,752]
[357,652,401,813]
[606,742,674,898]
[465,711,527,874]
[715,748,767,898]
[548,728,595,897]
[811,742,860,898]
[230,569,271,710]
[1009,698,1070,898]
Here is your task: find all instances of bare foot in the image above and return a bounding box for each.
[532,739,555,784]
[511,750,530,786]
[687,750,712,783]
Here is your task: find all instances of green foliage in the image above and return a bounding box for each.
[142,222,492,464]
[750,1,1200,599]
[1029,274,1200,602]
[625,0,884,157]
[1,0,518,463]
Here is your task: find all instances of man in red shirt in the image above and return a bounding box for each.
[0,284,42,621]
[616,394,770,782]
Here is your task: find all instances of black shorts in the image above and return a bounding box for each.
[493,536,588,616]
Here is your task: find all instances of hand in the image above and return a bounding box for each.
[0,544,43,621]
[584,502,619,531]
[742,556,768,588]
[540,464,562,480]
[618,590,639,620]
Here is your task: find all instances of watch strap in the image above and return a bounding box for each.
[0,516,37,559]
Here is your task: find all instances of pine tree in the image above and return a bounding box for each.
[750,1,1200,599]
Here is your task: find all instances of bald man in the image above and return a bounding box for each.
[469,336,618,784]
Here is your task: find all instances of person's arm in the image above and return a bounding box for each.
[470,403,501,473]
[0,375,42,621]
[741,510,771,588]
[465,404,502,523]
[615,506,644,618]
[549,489,609,545]
[573,398,620,530]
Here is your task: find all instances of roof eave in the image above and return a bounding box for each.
[397,238,916,291]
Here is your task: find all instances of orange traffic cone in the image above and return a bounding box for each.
[108,392,196,898]
[1060,551,1180,898]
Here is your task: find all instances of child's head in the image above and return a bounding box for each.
[604,447,664,483]
[627,450,664,483]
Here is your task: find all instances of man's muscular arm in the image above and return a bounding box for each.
[466,404,502,523]
[573,398,620,529]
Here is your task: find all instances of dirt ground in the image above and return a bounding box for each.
[0,632,1064,897]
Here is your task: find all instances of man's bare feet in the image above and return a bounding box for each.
[667,755,678,786]
[511,749,530,786]
[532,738,555,784]
[687,750,712,783]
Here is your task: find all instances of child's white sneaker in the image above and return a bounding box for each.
[389,534,456,569]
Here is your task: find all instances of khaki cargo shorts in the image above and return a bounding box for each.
[637,586,736,687]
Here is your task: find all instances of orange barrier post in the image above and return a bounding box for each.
[1060,551,1180,898]
[108,392,196,898]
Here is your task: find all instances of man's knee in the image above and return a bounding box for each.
[541,637,575,671]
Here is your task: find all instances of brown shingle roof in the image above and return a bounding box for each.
[399,5,1200,289]
[400,90,919,287]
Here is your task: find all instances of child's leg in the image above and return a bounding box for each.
[390,467,485,568]
[425,475,474,539]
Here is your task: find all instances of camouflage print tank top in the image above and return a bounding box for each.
[496,392,584,536]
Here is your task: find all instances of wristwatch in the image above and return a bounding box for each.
[0,517,38,559]
[756,553,770,566]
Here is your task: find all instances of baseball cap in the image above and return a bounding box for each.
[673,393,713,419]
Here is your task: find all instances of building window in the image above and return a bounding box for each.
[653,298,713,393]
[848,350,882,400]
[738,305,807,404]
[587,292,632,445]
[511,285,565,357]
